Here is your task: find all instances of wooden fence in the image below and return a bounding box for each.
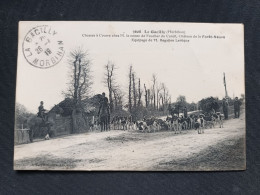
[15,129,30,145]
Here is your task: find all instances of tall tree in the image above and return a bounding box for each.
[65,48,92,132]
[104,61,115,113]
[144,83,148,108]
[176,95,187,113]
[112,87,124,109]
[156,83,162,110]
[151,74,157,109]
[138,78,142,107]
[148,89,152,106]
[160,83,168,113]
[15,103,34,128]
[128,65,133,112]
[132,73,137,108]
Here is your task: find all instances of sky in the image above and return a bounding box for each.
[16,22,245,113]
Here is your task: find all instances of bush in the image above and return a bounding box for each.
[199,97,220,114]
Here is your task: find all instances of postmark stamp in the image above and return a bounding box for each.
[22,25,65,69]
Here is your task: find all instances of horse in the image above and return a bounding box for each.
[98,97,110,132]
[27,113,54,142]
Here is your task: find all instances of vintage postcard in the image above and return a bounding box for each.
[14,21,245,171]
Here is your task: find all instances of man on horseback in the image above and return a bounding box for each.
[37,101,47,122]
[98,92,110,131]
[28,101,51,142]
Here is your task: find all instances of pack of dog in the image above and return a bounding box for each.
[111,116,129,130]
[89,110,225,134]
[135,117,169,133]
[193,112,224,134]
[166,114,197,133]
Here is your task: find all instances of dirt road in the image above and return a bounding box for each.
[14,112,245,171]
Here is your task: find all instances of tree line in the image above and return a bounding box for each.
[15,48,245,132]
[104,62,173,120]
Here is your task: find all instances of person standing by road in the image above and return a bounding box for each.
[222,98,229,120]
[234,97,241,118]
[184,106,188,118]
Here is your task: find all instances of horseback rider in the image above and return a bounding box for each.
[98,92,110,131]
[34,101,51,140]
[37,101,47,122]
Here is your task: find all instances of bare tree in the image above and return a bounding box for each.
[65,48,92,132]
[156,83,162,110]
[138,78,142,107]
[144,83,148,108]
[151,74,157,109]
[148,89,152,106]
[128,65,133,112]
[160,83,168,113]
[132,73,137,108]
[168,94,172,104]
[104,61,115,113]
[112,86,124,109]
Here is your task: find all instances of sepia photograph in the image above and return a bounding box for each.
[14,21,245,171]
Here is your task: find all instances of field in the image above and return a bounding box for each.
[14,111,245,171]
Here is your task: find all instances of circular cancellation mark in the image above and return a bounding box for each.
[22,25,65,69]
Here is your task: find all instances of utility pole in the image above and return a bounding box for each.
[223,72,228,98]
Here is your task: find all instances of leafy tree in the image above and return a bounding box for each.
[187,102,197,111]
[199,97,220,113]
[15,103,34,128]
[176,95,187,112]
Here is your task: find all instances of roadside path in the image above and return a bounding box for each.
[14,112,245,170]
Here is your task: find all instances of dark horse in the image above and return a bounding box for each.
[27,111,53,142]
[98,93,110,131]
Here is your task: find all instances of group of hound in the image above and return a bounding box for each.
[179,112,225,134]
[90,112,224,134]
